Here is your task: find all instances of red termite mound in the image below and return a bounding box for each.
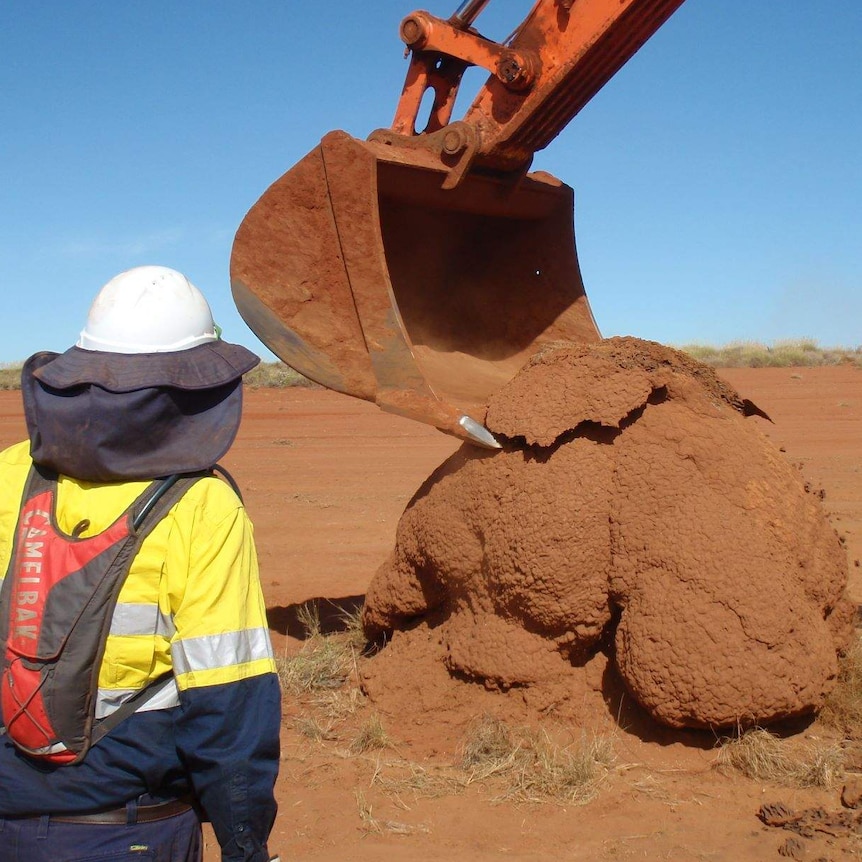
[361,338,854,730]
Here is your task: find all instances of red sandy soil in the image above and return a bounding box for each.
[0,365,860,861]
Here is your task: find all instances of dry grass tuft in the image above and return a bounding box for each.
[293,714,338,742]
[337,604,369,651]
[370,758,466,801]
[350,715,390,754]
[715,727,843,788]
[276,603,362,696]
[277,636,355,694]
[360,718,615,808]
[458,715,615,804]
[460,715,519,778]
[354,789,430,836]
[296,602,322,638]
[821,638,862,738]
[310,686,363,723]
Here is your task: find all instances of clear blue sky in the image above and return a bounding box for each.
[2,1,860,364]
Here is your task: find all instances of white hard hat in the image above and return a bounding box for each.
[77,266,219,354]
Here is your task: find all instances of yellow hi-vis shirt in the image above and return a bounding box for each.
[0,441,276,720]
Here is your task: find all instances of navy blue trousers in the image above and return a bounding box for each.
[0,806,201,862]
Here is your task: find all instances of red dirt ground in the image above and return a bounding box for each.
[0,365,860,861]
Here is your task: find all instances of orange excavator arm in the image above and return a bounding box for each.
[231,0,688,447]
[383,0,687,182]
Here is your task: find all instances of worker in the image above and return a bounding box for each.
[0,266,281,862]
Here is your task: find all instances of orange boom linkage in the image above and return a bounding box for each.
[231,0,687,447]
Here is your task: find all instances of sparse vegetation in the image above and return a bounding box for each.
[354,788,430,836]
[680,339,862,368]
[280,604,861,813]
[276,602,365,696]
[0,364,22,391]
[0,360,319,391]
[369,758,466,801]
[0,342,858,392]
[277,631,355,694]
[715,727,843,788]
[356,716,615,809]
[821,637,862,737]
[293,713,338,742]
[242,362,318,389]
[458,715,615,804]
[349,714,390,754]
[277,612,616,809]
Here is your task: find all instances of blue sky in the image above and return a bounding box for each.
[2,1,860,364]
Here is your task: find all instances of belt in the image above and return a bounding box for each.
[50,798,194,825]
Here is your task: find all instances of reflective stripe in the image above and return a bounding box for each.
[171,627,274,677]
[110,603,175,638]
[29,741,69,756]
[95,677,181,720]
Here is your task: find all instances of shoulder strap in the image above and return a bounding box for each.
[88,465,244,746]
[0,464,63,648]
[212,463,243,502]
[80,472,208,752]
[86,470,211,745]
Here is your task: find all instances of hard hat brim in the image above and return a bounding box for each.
[31,340,260,393]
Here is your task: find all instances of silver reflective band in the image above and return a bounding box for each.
[30,741,69,756]
[110,603,176,638]
[95,677,181,719]
[170,627,274,677]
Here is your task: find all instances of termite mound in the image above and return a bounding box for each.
[362,338,853,730]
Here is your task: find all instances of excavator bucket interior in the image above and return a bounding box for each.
[231,0,687,445]
[231,132,598,445]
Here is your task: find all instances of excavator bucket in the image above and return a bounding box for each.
[230,0,689,444]
[230,130,600,445]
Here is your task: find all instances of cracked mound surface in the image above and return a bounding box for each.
[362,338,853,729]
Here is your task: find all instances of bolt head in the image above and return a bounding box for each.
[400,16,424,45]
[442,129,466,155]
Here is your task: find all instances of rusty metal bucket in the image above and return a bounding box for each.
[230,129,600,445]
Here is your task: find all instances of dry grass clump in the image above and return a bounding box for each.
[715,727,843,788]
[293,714,339,742]
[277,633,355,694]
[278,603,375,757]
[348,716,614,809]
[354,788,430,836]
[458,715,615,805]
[681,339,862,368]
[276,603,366,696]
[350,714,390,754]
[459,715,519,775]
[370,758,466,801]
[820,638,862,737]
